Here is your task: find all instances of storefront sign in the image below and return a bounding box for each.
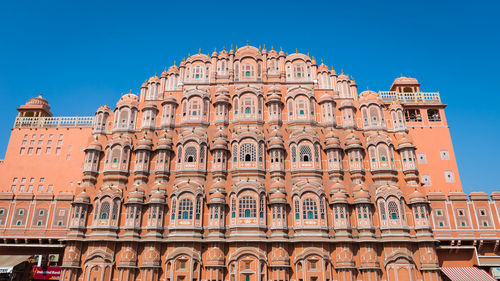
[32,266,61,280]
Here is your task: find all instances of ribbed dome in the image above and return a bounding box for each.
[345,133,363,149]
[409,189,426,204]
[270,247,290,266]
[75,190,91,204]
[319,93,334,103]
[116,93,139,107]
[332,191,348,204]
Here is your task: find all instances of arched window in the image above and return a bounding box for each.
[112,200,119,220]
[388,201,399,219]
[239,196,256,218]
[240,143,256,162]
[379,201,386,220]
[232,144,238,162]
[171,199,176,219]
[302,198,318,219]
[299,145,312,162]
[294,200,300,220]
[291,146,297,163]
[177,147,182,163]
[178,198,193,220]
[231,197,236,218]
[184,146,197,163]
[100,201,110,220]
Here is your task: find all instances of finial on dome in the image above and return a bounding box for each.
[188,53,190,57]
[401,73,403,77]
[246,40,249,46]
[214,47,217,52]
[263,43,266,49]
[174,60,176,66]
[259,45,261,51]
[164,67,167,71]
[271,45,274,50]
[341,69,344,74]
[129,89,132,94]
[295,48,298,53]
[198,48,201,54]
[230,44,233,50]
[223,46,225,51]
[236,44,238,49]
[321,59,323,64]
[367,86,369,90]
[280,46,283,51]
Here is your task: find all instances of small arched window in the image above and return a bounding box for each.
[239,143,256,162]
[388,201,399,219]
[379,201,386,220]
[184,146,197,163]
[100,201,110,220]
[299,145,312,162]
[291,146,297,163]
[239,196,256,218]
[302,198,318,219]
[178,198,193,220]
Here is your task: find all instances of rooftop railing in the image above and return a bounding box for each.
[379,91,441,104]
[13,116,94,129]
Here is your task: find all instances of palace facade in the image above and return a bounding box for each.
[0,45,498,281]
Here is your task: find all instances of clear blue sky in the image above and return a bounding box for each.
[0,0,498,194]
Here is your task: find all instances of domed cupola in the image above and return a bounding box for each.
[344,132,365,184]
[266,86,284,123]
[206,246,225,267]
[69,189,92,233]
[270,246,290,267]
[211,127,229,176]
[214,86,230,124]
[117,93,139,108]
[396,133,418,185]
[267,128,286,176]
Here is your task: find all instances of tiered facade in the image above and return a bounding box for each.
[0,45,498,281]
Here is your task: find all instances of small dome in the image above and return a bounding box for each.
[345,133,363,149]
[97,104,111,113]
[142,101,158,111]
[332,191,348,204]
[163,94,178,105]
[148,187,166,204]
[148,75,160,83]
[26,95,49,107]
[359,90,381,101]
[324,130,341,149]
[396,134,415,150]
[157,132,173,150]
[392,76,419,85]
[409,189,426,204]
[75,190,91,204]
[167,65,179,74]
[206,247,224,266]
[389,101,403,111]
[116,93,139,108]
[319,93,334,103]
[127,186,145,203]
[338,73,349,80]
[317,63,329,73]
[137,136,153,150]
[339,100,354,109]
[270,178,286,190]
[209,190,226,204]
[354,187,371,204]
[269,191,287,204]
[270,247,290,266]
[86,138,102,151]
[161,68,168,78]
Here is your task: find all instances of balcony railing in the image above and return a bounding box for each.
[13,116,94,129]
[379,91,441,104]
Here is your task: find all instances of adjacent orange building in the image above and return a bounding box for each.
[0,45,497,281]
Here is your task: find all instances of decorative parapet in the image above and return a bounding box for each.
[379,91,441,104]
[13,116,94,129]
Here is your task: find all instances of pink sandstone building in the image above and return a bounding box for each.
[0,45,498,281]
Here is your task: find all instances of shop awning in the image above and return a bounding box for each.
[441,267,496,281]
[0,255,30,274]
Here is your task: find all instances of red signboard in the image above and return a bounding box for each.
[32,266,61,280]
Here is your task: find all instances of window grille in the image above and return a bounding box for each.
[302,198,318,219]
[184,146,197,163]
[388,201,399,219]
[178,198,193,219]
[240,143,256,162]
[299,145,312,162]
[239,196,256,218]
